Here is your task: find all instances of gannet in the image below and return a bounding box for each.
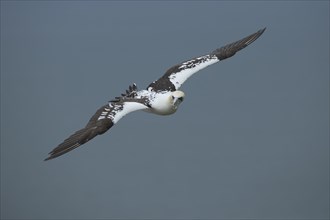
[45,28,266,160]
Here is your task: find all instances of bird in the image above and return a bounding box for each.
[45,28,266,161]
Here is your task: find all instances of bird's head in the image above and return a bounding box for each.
[170,90,185,109]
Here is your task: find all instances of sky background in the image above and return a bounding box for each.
[1,1,329,219]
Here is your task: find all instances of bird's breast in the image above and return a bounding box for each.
[144,92,177,115]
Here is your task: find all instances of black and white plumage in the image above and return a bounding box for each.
[45,28,266,161]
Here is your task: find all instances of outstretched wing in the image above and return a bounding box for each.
[148,28,266,92]
[45,85,149,161]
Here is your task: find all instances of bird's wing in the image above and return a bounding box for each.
[45,85,149,161]
[147,28,266,92]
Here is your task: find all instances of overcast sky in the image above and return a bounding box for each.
[1,1,329,219]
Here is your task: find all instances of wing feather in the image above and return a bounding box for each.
[148,28,266,91]
[45,101,148,161]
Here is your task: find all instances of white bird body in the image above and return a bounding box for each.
[142,90,185,115]
[45,28,266,161]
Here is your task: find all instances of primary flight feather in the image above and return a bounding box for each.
[45,28,266,161]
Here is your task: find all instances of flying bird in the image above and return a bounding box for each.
[45,28,266,161]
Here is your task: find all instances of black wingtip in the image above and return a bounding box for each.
[244,27,267,46]
[44,149,59,161]
[44,150,54,161]
[44,156,52,161]
[257,27,267,36]
[211,27,266,60]
[43,149,71,161]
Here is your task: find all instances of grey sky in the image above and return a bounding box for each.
[1,1,329,219]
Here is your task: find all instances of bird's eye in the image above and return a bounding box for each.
[172,95,175,100]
